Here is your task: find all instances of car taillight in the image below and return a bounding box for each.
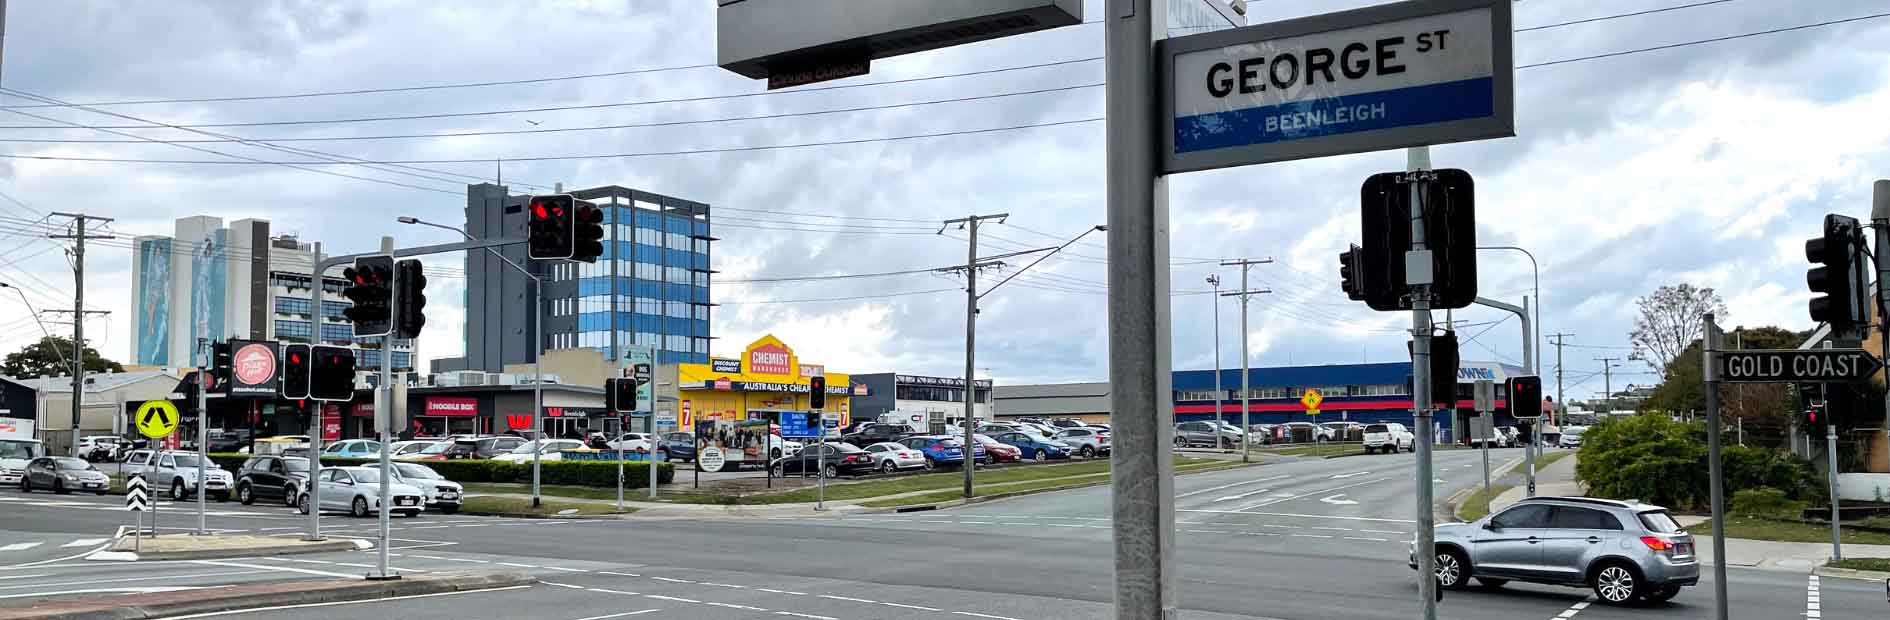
[1640,537,1674,552]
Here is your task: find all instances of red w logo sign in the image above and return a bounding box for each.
[506,414,532,430]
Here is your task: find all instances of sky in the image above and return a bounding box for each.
[0,0,1886,403]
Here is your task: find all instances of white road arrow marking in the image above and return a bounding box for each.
[1213,489,1270,502]
[1329,471,1373,479]
[1319,494,1358,506]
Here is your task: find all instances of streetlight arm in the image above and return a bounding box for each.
[401,217,538,282]
[977,225,1106,300]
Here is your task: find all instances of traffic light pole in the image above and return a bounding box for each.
[1821,343,1841,563]
[195,339,208,537]
[1873,180,1890,473]
[373,246,397,581]
[1407,148,1438,620]
[306,243,325,542]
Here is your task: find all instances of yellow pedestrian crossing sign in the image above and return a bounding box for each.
[134,400,179,439]
[1301,388,1323,416]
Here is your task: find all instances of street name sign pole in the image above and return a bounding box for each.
[1702,314,1729,620]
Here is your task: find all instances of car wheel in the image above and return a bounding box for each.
[1434,548,1470,590]
[1173,436,1187,448]
[1034,449,1048,463]
[771,448,782,460]
[95,490,107,496]
[1646,584,1681,603]
[297,494,311,515]
[770,463,785,477]
[823,464,839,479]
[238,484,255,505]
[882,461,898,474]
[1364,446,1375,455]
[283,485,299,507]
[171,479,187,500]
[18,477,29,493]
[923,457,937,471]
[54,479,71,495]
[1080,446,1096,458]
[1591,562,1644,605]
[351,496,370,518]
[1476,578,1508,588]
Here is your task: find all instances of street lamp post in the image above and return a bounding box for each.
[1206,274,1223,452]
[398,217,545,507]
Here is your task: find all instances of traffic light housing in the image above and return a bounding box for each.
[208,341,233,394]
[1408,330,1460,409]
[1806,213,1867,330]
[1358,169,1477,311]
[528,194,576,260]
[309,345,357,402]
[809,376,827,410]
[573,201,606,263]
[1803,404,1825,432]
[342,255,394,338]
[1509,376,1542,418]
[606,378,636,413]
[281,343,311,400]
[1338,244,1366,302]
[394,259,428,339]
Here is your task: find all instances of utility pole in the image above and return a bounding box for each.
[1219,258,1271,462]
[1595,357,1621,413]
[1548,333,1573,423]
[1871,180,1890,464]
[48,212,113,455]
[1207,274,1223,452]
[943,212,1008,499]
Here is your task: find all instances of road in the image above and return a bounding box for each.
[3,448,1884,619]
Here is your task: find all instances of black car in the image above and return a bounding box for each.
[660,432,697,462]
[446,436,529,460]
[205,429,254,453]
[840,423,914,447]
[235,455,310,507]
[770,443,876,478]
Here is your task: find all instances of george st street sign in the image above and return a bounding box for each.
[1715,348,1883,384]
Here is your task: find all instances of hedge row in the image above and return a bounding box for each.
[203,453,674,488]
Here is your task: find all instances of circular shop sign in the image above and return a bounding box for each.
[698,446,726,473]
[233,343,278,386]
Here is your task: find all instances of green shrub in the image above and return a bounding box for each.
[1576,415,1822,511]
[203,453,672,488]
[1731,487,1806,519]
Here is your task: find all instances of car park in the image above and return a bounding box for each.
[1321,421,1366,442]
[1053,427,1111,458]
[1362,423,1413,454]
[1278,422,1335,443]
[971,434,1022,463]
[1417,497,1697,605]
[297,466,425,518]
[77,436,128,462]
[840,423,917,448]
[19,456,110,495]
[235,455,311,507]
[861,442,927,473]
[389,462,462,514]
[491,439,586,463]
[129,450,233,501]
[660,432,697,462]
[898,435,983,468]
[447,435,529,460]
[322,439,383,460]
[989,431,1071,462]
[771,443,877,478]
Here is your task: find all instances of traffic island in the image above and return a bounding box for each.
[87,533,371,562]
[0,570,533,620]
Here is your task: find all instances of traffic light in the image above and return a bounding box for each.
[1408,330,1460,409]
[342,255,394,338]
[809,376,827,410]
[1358,169,1477,311]
[393,259,428,339]
[1510,376,1542,418]
[281,343,311,399]
[1338,244,1366,301]
[572,201,606,263]
[607,378,636,413]
[1806,213,1866,330]
[527,194,576,260]
[208,341,233,394]
[1803,404,1825,432]
[309,345,357,402]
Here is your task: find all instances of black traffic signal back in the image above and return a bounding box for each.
[342,255,394,338]
[309,345,356,402]
[606,378,637,413]
[394,259,428,339]
[1407,330,1460,409]
[1806,214,1866,329]
[809,376,827,410]
[1338,244,1366,301]
[528,194,576,260]
[1509,376,1542,418]
[209,341,233,393]
[573,201,606,263]
[1359,169,1477,311]
[281,343,311,399]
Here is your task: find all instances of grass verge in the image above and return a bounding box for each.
[1828,557,1890,572]
[1534,450,1573,469]
[458,495,631,516]
[860,459,1238,508]
[1707,516,1890,546]
[1454,483,1514,522]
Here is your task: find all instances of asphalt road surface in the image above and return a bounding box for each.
[3,448,1885,619]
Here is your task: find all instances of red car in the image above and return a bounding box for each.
[973,434,1022,463]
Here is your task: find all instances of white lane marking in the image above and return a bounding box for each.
[1551,594,1596,619]
[1230,477,1388,511]
[1184,530,1227,534]
[1176,474,1291,498]
[0,543,43,552]
[0,570,252,592]
[161,585,531,619]
[542,566,589,573]
[1318,494,1359,506]
[190,559,355,578]
[1360,529,1409,535]
[700,582,746,588]
[1044,523,1086,528]
[60,538,108,548]
[448,558,491,564]
[646,594,701,603]
[1177,508,1415,523]
[544,581,586,590]
[954,612,1022,620]
[1309,527,1352,532]
[600,571,642,577]
[1806,575,1820,619]
[586,587,641,596]
[882,601,941,611]
[958,521,993,524]
[0,585,213,599]
[1344,537,1390,542]
[821,594,876,603]
[497,562,540,568]
[775,612,837,620]
[706,601,769,611]
[758,587,805,595]
[651,576,694,583]
[574,610,659,620]
[1291,534,1335,539]
[1329,471,1373,479]
[1213,488,1271,502]
[0,573,48,581]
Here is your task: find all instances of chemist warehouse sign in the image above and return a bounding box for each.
[1161,0,1513,173]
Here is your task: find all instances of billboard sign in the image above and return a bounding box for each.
[227,340,279,397]
[1161,0,1513,174]
[694,414,770,473]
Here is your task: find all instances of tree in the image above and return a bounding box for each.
[1,336,125,379]
[1636,325,1807,448]
[1629,284,1727,371]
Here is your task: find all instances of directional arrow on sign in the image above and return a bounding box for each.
[125,477,150,512]
[1319,494,1358,506]
[1715,348,1884,383]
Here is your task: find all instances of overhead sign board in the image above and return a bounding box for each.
[1716,349,1883,384]
[1161,0,1513,174]
[718,0,1082,82]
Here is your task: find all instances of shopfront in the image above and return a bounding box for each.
[677,335,859,470]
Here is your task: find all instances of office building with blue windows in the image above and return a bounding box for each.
[432,183,712,375]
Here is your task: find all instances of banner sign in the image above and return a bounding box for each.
[711,358,742,374]
[423,397,478,417]
[895,375,992,388]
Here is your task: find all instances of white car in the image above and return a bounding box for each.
[1558,426,1588,449]
[322,439,383,460]
[128,450,234,501]
[1362,423,1414,454]
[607,433,659,452]
[388,462,462,514]
[860,442,926,473]
[385,440,440,459]
[491,439,586,463]
[297,466,425,518]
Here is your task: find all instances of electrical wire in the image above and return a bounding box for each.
[1516,11,1890,69]
[717,288,957,305]
[1514,0,1735,33]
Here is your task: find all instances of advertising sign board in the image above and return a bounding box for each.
[228,339,279,397]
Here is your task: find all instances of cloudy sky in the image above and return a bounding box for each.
[0,0,1886,402]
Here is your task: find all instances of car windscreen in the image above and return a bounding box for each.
[53,457,93,470]
[0,440,43,460]
[418,442,451,455]
[1565,428,1585,437]
[394,464,440,479]
[348,469,382,483]
[1638,511,1683,534]
[171,454,204,468]
[1365,424,1389,433]
[284,458,310,473]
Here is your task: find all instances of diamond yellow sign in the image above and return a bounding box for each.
[1301,388,1323,416]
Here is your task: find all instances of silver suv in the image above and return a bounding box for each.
[1412,497,1698,605]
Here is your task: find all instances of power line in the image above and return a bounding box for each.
[1516,10,1890,69]
[1514,0,1734,33]
[718,288,957,305]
